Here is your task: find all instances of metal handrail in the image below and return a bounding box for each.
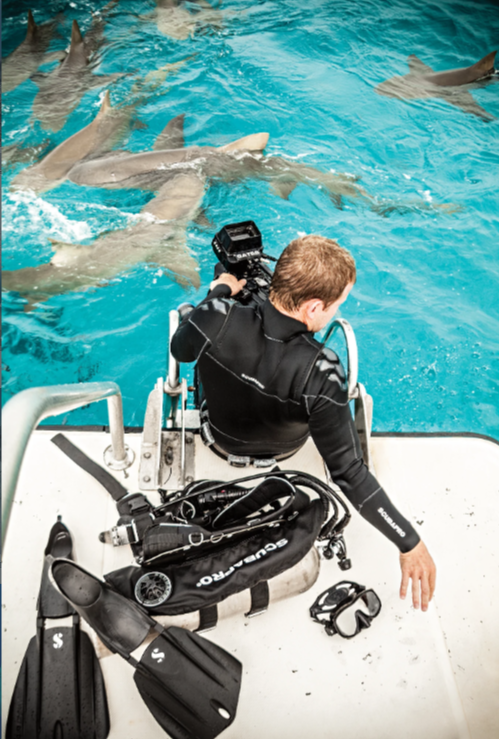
[165,309,180,393]
[322,318,359,399]
[1,381,130,545]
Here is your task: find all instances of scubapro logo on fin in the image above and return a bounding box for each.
[53,632,64,649]
[152,648,165,664]
[196,539,289,587]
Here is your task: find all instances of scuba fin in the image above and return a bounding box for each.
[50,559,242,739]
[6,518,110,739]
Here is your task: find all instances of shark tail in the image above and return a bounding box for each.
[220,132,269,153]
[474,50,497,76]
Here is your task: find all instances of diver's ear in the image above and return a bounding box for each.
[296,298,324,330]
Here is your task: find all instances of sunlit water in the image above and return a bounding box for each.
[2,0,499,438]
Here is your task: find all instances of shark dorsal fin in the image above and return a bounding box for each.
[27,10,37,39]
[71,19,84,46]
[220,132,269,153]
[96,90,112,118]
[407,55,434,75]
[154,114,185,151]
[63,20,89,69]
[473,50,497,76]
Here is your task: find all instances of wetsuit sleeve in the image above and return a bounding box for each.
[305,353,420,553]
[171,283,232,363]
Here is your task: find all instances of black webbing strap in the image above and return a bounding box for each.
[51,433,128,502]
[245,581,270,617]
[196,605,218,632]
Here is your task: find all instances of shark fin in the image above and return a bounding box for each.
[270,180,298,200]
[329,193,343,209]
[473,50,497,77]
[63,20,88,68]
[407,55,434,75]
[154,114,185,151]
[445,89,496,120]
[96,90,112,118]
[220,132,269,152]
[26,10,37,39]
[193,208,214,228]
[71,19,84,47]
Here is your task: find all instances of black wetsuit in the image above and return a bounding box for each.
[171,284,420,553]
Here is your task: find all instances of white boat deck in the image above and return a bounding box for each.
[3,430,499,739]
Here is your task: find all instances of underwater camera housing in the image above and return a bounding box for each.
[212,221,275,306]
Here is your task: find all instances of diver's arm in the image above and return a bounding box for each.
[171,283,233,363]
[171,275,247,363]
[308,393,420,551]
[308,387,436,609]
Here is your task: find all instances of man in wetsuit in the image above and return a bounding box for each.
[171,235,436,611]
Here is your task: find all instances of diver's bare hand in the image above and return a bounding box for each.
[399,540,436,612]
[210,273,247,296]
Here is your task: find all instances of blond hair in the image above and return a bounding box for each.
[269,235,356,312]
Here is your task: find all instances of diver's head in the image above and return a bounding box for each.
[269,235,356,332]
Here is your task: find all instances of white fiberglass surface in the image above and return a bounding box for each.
[2,431,498,738]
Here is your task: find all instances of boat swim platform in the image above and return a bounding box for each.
[3,430,499,739]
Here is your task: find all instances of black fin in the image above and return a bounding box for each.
[135,628,242,739]
[39,517,74,618]
[7,626,109,739]
[51,559,242,738]
[6,522,110,739]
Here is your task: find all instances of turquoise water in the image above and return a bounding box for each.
[2,0,499,437]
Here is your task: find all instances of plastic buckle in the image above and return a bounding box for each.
[227,454,252,468]
[129,496,152,514]
[253,458,277,468]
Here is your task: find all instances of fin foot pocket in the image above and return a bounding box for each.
[51,560,154,656]
[6,520,109,739]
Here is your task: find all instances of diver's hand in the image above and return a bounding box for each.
[210,273,247,296]
[399,540,436,612]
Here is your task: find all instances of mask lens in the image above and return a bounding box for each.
[335,590,382,637]
[361,590,382,617]
[335,603,362,637]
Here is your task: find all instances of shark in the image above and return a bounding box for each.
[10,91,144,194]
[66,123,452,214]
[11,101,460,216]
[2,139,53,171]
[376,51,497,120]
[31,18,121,132]
[5,114,270,308]
[2,10,65,93]
[152,0,225,40]
[2,172,204,309]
